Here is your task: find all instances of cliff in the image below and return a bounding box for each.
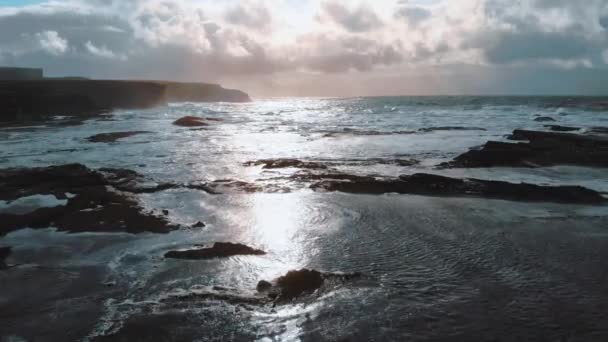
[162,82,251,103]
[0,80,250,123]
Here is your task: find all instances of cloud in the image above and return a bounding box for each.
[394,6,431,27]
[85,41,124,59]
[36,30,68,55]
[319,1,383,32]
[224,0,272,32]
[0,0,606,95]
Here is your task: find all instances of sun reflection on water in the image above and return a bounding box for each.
[244,193,314,280]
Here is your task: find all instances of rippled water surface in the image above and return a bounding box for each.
[1,96,608,341]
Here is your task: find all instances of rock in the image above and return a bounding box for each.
[0,246,11,269]
[87,131,150,143]
[162,210,169,216]
[544,125,580,132]
[256,280,272,292]
[244,159,328,170]
[0,164,177,235]
[311,173,606,204]
[164,242,266,260]
[256,269,364,303]
[534,116,557,122]
[173,116,210,127]
[444,129,608,168]
[419,126,487,132]
[192,221,206,228]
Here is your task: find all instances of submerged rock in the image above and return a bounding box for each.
[311,173,605,204]
[444,129,608,168]
[419,126,487,132]
[0,246,11,269]
[165,242,266,260]
[244,158,328,170]
[173,116,210,127]
[86,131,150,143]
[0,164,177,235]
[257,269,364,302]
[534,116,557,122]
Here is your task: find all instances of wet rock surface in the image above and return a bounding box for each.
[86,131,150,143]
[311,173,606,204]
[419,126,487,132]
[0,246,11,269]
[165,242,266,260]
[544,125,580,132]
[173,116,212,127]
[0,164,177,235]
[257,269,364,302]
[245,158,328,170]
[444,129,608,168]
[534,116,557,122]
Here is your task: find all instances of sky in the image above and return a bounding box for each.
[1,0,608,96]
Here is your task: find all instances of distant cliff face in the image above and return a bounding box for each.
[162,82,251,103]
[0,80,251,123]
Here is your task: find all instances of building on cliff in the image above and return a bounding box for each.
[0,67,43,80]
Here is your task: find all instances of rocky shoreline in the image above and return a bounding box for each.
[0,80,250,124]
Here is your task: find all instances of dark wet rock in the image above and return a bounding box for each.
[311,173,605,204]
[588,127,608,135]
[244,158,328,170]
[256,280,272,292]
[534,116,557,122]
[0,246,11,269]
[164,242,266,260]
[0,164,177,235]
[444,129,608,168]
[321,129,416,137]
[419,126,487,132]
[192,221,206,228]
[289,172,376,183]
[86,131,150,143]
[544,125,580,132]
[257,269,364,302]
[161,209,169,216]
[173,116,210,127]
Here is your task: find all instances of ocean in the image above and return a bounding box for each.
[1,96,608,341]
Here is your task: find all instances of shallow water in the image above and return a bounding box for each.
[1,96,608,341]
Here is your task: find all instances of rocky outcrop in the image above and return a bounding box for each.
[162,82,251,103]
[244,158,328,170]
[544,125,580,132]
[256,269,363,302]
[534,116,556,122]
[165,242,265,260]
[0,246,11,269]
[0,164,177,235]
[311,173,605,204]
[444,129,608,168]
[87,131,150,143]
[173,116,210,127]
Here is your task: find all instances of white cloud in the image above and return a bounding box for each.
[85,41,125,60]
[35,30,68,55]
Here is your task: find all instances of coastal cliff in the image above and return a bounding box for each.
[162,82,251,103]
[0,79,250,123]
